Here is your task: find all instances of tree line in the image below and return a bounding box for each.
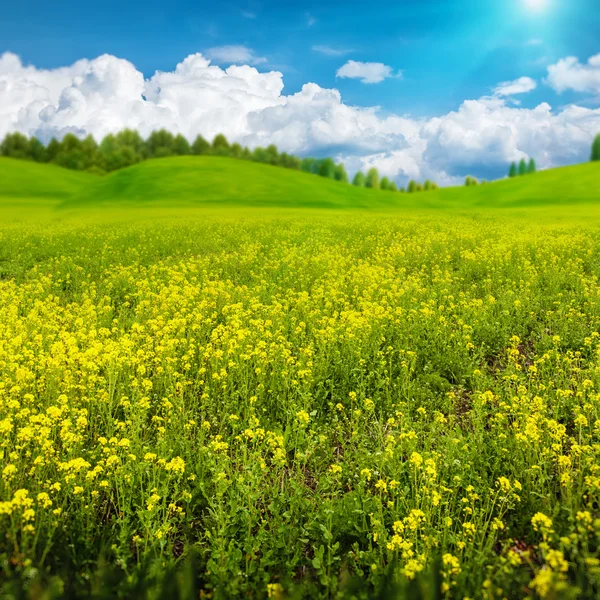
[0,130,439,192]
[508,158,537,178]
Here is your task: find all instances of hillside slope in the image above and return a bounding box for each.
[0,157,97,206]
[65,157,600,213]
[63,156,403,211]
[1,155,599,215]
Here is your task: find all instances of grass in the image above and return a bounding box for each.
[2,156,599,217]
[1,158,600,598]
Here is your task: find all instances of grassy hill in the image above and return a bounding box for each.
[0,157,97,212]
[1,155,599,217]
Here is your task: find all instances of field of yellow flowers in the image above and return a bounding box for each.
[1,209,600,599]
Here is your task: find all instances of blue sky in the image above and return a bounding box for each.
[2,0,598,116]
[1,0,599,185]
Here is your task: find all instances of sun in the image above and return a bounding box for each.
[524,0,549,11]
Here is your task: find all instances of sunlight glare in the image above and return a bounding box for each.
[524,0,549,12]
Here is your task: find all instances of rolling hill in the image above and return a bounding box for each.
[1,155,599,217]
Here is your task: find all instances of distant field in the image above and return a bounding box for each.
[1,155,599,217]
[1,159,600,598]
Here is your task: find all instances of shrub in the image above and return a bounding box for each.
[380,176,391,191]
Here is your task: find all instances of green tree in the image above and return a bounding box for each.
[231,143,243,158]
[191,135,210,155]
[172,134,191,155]
[46,138,61,163]
[518,159,527,176]
[334,164,349,183]
[465,176,479,186]
[508,162,517,178]
[301,157,316,173]
[380,176,391,191]
[527,158,537,174]
[431,182,439,190]
[407,180,417,193]
[147,130,175,158]
[352,171,365,187]
[115,129,147,158]
[252,147,269,163]
[416,183,423,192]
[287,155,301,170]
[591,134,600,161]
[318,158,336,179]
[365,168,380,189]
[265,145,279,165]
[53,134,87,170]
[29,138,47,162]
[100,133,141,171]
[389,182,398,192]
[0,132,32,159]
[212,134,231,156]
[423,180,432,191]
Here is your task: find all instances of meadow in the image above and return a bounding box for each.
[1,157,600,599]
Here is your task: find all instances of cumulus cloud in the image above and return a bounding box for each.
[1,50,599,186]
[336,60,397,84]
[205,45,267,66]
[546,53,600,96]
[494,76,537,96]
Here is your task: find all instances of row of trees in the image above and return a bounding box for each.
[0,130,439,193]
[351,168,438,193]
[0,130,311,175]
[508,158,537,178]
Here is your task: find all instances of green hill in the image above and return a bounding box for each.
[1,155,599,217]
[61,156,404,211]
[0,157,97,212]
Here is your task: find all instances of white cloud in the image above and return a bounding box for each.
[205,45,267,66]
[494,76,537,96]
[312,45,353,57]
[336,60,398,84]
[241,11,256,19]
[1,50,599,187]
[546,53,600,96]
[526,39,543,47]
[306,13,316,27]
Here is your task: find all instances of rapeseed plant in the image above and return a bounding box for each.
[0,211,600,597]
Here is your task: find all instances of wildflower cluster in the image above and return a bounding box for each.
[1,212,600,597]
